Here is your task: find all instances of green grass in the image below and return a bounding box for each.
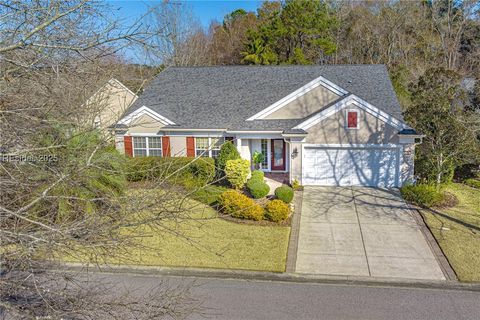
[65,187,290,272]
[420,183,480,282]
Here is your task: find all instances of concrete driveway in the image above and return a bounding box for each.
[295,187,446,280]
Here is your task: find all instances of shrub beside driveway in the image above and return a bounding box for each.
[420,183,480,282]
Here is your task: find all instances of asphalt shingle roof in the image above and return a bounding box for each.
[125,65,403,131]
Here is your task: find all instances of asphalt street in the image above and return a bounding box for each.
[89,272,480,320]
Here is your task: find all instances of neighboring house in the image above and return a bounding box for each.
[85,78,138,130]
[114,65,422,188]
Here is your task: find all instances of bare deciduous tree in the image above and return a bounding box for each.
[0,1,209,318]
[146,1,211,66]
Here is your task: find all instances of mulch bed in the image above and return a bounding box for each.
[218,212,292,227]
[436,191,459,209]
[128,181,293,226]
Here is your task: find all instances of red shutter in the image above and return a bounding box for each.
[124,136,133,156]
[348,111,358,128]
[162,136,171,157]
[186,137,195,157]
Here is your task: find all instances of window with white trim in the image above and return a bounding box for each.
[261,139,268,167]
[133,136,162,157]
[195,137,224,158]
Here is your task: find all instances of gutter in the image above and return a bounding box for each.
[226,130,283,134]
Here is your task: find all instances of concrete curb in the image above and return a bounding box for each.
[285,190,303,272]
[61,262,480,292]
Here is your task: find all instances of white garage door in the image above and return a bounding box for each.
[302,146,400,187]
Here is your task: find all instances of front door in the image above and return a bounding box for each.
[271,139,286,171]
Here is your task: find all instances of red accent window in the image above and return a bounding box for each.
[347,111,358,128]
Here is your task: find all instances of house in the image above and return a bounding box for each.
[85,78,138,130]
[114,65,422,188]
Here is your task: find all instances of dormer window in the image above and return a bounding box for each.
[346,110,359,129]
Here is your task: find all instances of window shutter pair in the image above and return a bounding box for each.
[124,136,171,157]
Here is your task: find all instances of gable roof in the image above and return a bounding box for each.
[123,65,404,131]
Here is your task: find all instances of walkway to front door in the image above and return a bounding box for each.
[295,187,445,280]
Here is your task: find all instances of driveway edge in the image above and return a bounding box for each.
[406,203,458,281]
[285,190,303,272]
[60,262,480,292]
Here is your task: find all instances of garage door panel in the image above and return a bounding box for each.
[303,147,399,187]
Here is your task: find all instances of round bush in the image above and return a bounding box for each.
[250,170,264,181]
[247,179,270,199]
[265,200,290,222]
[275,185,294,203]
[218,190,264,221]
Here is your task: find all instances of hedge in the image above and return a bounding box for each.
[191,185,229,206]
[218,190,264,221]
[400,184,445,207]
[125,156,215,185]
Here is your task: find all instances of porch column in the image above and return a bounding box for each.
[236,138,242,155]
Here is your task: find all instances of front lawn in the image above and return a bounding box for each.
[65,187,291,272]
[420,183,480,282]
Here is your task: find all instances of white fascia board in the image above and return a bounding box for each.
[128,133,161,137]
[234,133,284,139]
[118,106,175,126]
[246,76,348,121]
[226,130,283,134]
[303,143,400,149]
[160,128,227,132]
[294,95,407,131]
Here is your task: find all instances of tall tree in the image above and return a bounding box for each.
[209,9,259,65]
[242,0,338,65]
[404,68,480,185]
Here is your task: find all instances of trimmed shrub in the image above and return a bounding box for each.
[216,141,240,177]
[275,185,294,203]
[246,179,270,199]
[250,170,265,181]
[126,156,215,185]
[400,184,445,207]
[265,200,290,222]
[191,185,229,206]
[465,179,480,189]
[225,159,251,189]
[125,157,159,181]
[218,190,264,221]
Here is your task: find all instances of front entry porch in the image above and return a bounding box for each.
[235,137,290,174]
